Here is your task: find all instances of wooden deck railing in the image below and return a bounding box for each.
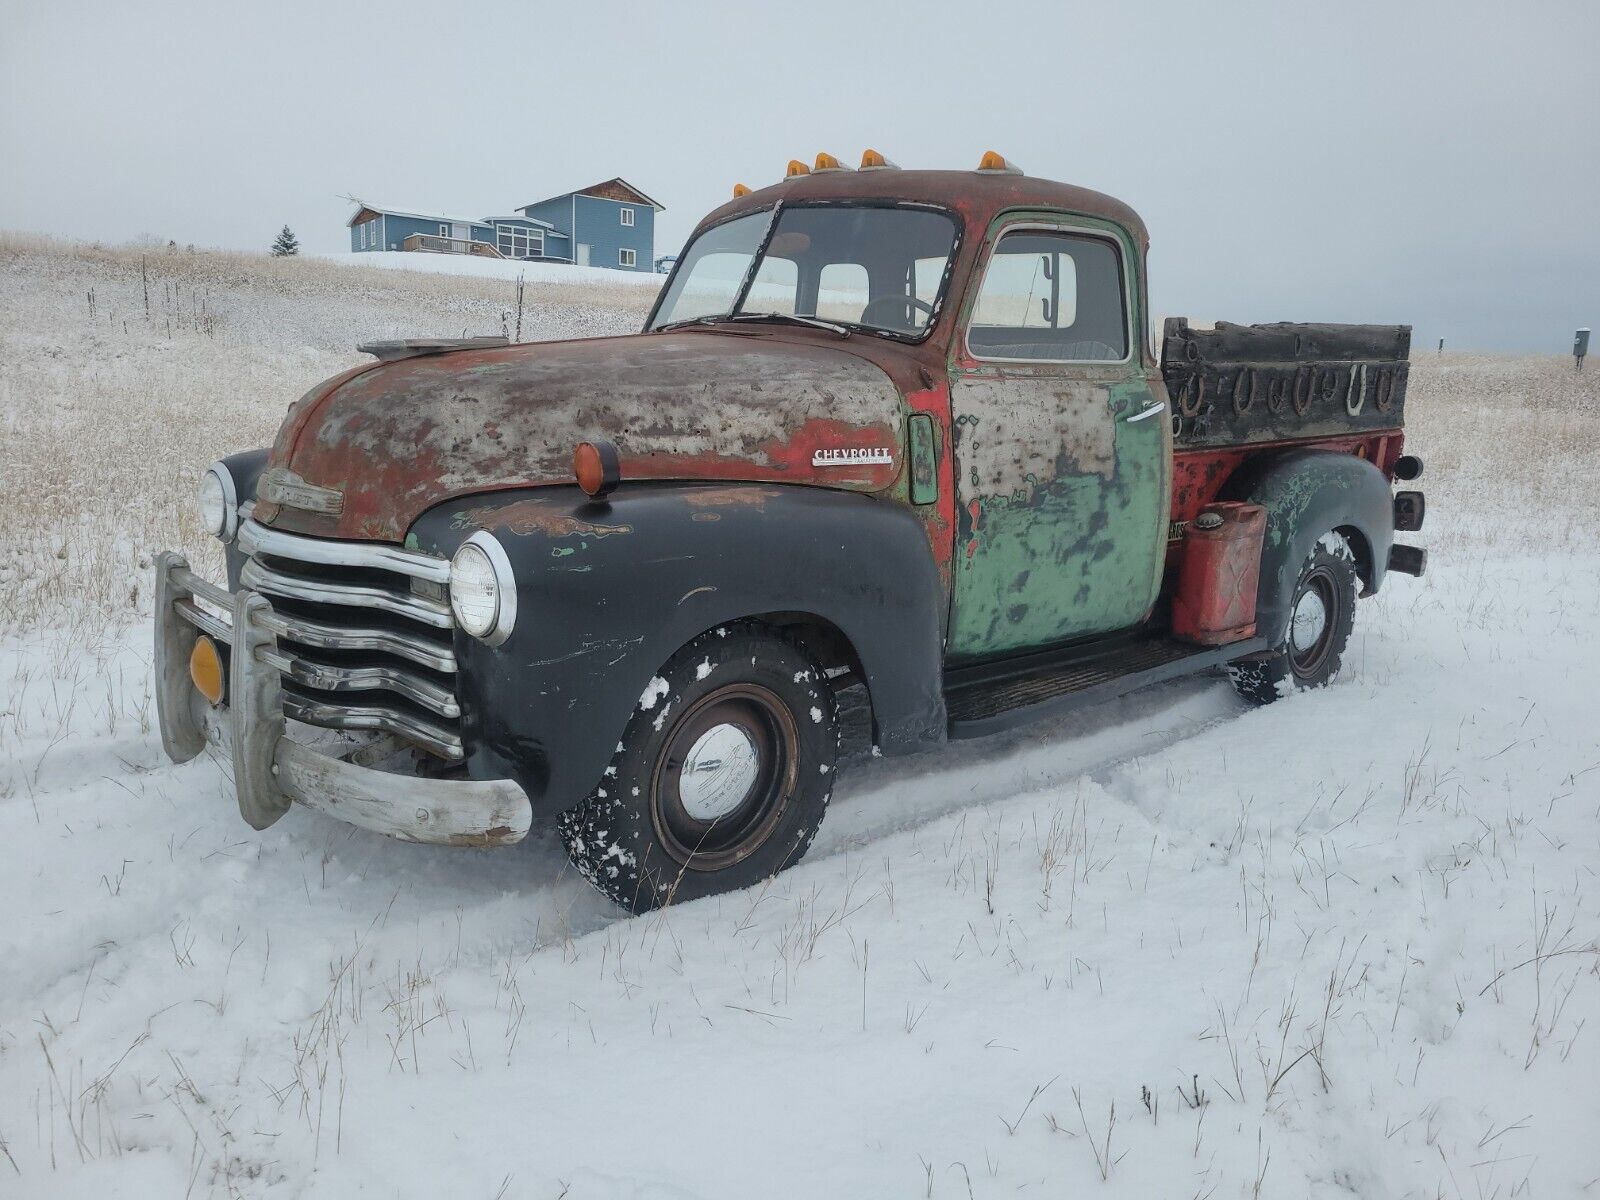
[400,234,504,258]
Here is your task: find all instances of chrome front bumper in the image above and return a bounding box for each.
[153,551,531,847]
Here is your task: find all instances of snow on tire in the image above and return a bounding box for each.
[558,623,839,913]
[1228,531,1359,705]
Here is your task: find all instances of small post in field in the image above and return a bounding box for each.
[1575,328,1589,372]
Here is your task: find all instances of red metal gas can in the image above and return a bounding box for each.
[1171,501,1267,645]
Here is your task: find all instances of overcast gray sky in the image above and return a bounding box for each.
[3,0,1595,351]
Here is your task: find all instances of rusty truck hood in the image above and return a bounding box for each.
[254,331,906,542]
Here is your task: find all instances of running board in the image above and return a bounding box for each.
[945,635,1269,739]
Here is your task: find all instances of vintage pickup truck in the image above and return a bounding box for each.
[155,151,1426,911]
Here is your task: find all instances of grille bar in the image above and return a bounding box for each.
[260,647,461,719]
[280,692,463,760]
[241,558,453,628]
[240,518,451,583]
[256,609,455,673]
[238,519,463,760]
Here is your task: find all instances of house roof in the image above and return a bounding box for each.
[518,178,665,212]
[346,202,493,229]
[348,202,570,233]
[479,214,561,232]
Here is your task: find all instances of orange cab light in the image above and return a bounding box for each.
[785,159,810,178]
[813,151,849,172]
[859,148,898,170]
[574,439,621,500]
[977,149,1022,173]
[190,635,225,706]
[732,182,752,197]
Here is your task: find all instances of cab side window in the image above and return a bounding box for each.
[967,230,1128,362]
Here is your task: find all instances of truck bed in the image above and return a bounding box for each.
[1160,319,1410,449]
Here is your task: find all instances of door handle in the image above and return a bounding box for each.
[1125,401,1166,423]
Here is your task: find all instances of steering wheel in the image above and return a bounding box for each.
[859,294,935,327]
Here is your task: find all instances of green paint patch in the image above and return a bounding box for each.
[950,375,1170,660]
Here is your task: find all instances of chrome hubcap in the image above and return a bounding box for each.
[678,723,760,821]
[1291,589,1329,654]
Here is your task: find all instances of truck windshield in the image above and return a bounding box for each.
[650,205,958,339]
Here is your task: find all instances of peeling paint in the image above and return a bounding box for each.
[681,486,785,510]
[451,502,632,539]
[259,335,903,542]
[948,371,1170,658]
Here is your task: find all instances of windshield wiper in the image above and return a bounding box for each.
[654,311,853,338]
[725,311,852,338]
[653,315,730,333]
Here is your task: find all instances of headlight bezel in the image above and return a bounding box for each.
[449,530,517,647]
[199,462,239,541]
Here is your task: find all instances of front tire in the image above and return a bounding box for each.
[559,624,839,913]
[1228,532,1358,705]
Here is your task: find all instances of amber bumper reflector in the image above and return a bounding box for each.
[190,634,225,706]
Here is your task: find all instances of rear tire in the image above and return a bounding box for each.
[558,624,839,913]
[1228,532,1358,705]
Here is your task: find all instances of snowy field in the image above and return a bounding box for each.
[315,249,670,289]
[1,235,1597,1198]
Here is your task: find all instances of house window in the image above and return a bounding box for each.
[619,248,637,267]
[620,207,634,227]
[439,223,450,238]
[496,225,545,259]
[359,223,367,249]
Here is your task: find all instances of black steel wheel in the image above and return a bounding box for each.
[559,624,838,913]
[650,683,799,871]
[1229,533,1359,706]
[1286,563,1342,681]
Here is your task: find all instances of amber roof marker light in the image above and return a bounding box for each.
[859,148,899,170]
[574,439,621,501]
[785,159,810,178]
[732,183,752,197]
[976,150,1023,174]
[812,152,851,173]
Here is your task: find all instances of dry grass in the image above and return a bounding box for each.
[1401,349,1599,551]
[2,233,1595,640]
[0,234,658,638]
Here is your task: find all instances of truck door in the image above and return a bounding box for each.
[947,220,1170,662]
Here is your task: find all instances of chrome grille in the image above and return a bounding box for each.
[237,519,462,760]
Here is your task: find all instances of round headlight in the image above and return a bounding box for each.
[198,464,237,540]
[450,532,516,645]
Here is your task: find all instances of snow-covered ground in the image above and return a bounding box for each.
[2,236,1597,1198]
[315,249,668,290]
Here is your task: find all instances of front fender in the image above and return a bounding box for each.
[1222,449,1394,644]
[220,448,271,589]
[408,483,947,817]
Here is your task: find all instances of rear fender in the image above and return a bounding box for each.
[407,483,947,817]
[1221,449,1393,644]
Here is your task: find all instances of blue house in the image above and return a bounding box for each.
[516,178,662,273]
[346,178,662,273]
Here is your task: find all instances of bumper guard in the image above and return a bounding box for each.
[153,552,531,847]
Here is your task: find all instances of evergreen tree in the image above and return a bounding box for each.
[270,225,300,257]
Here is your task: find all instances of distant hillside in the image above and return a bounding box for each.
[0,234,657,634]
